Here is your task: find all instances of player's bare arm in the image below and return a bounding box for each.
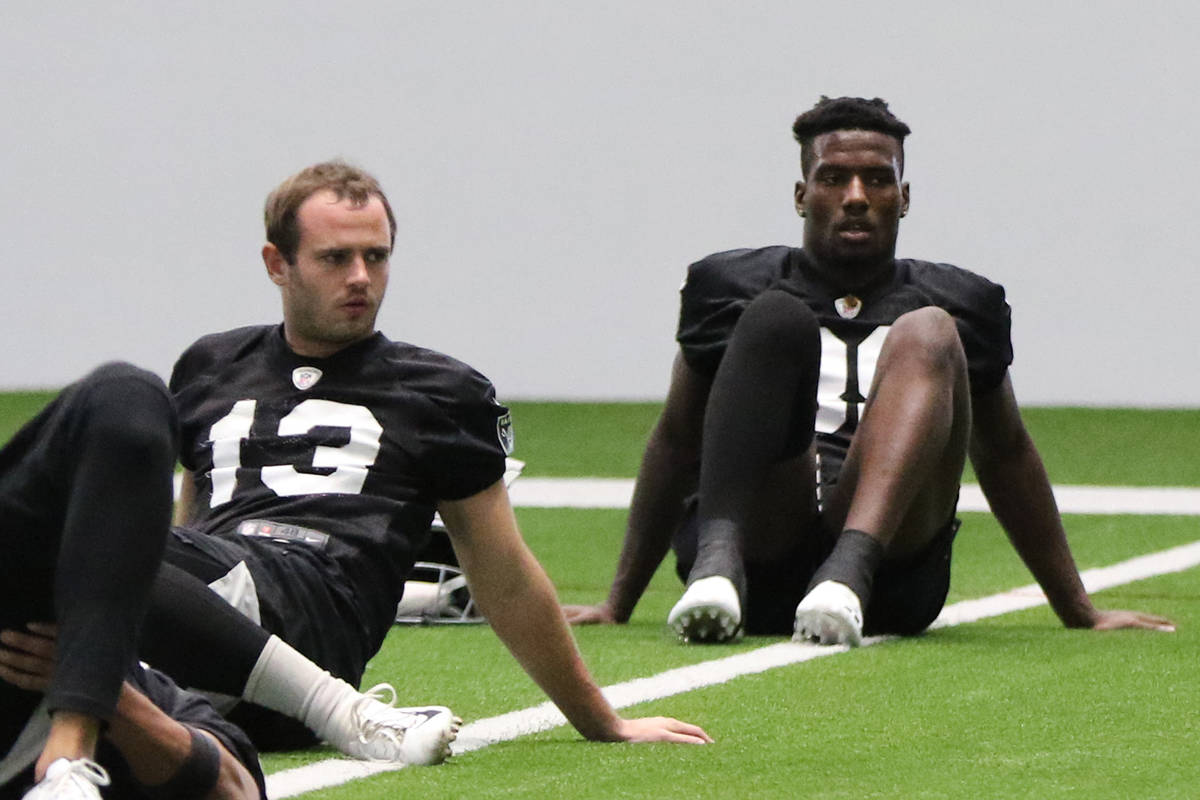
[969,374,1175,632]
[107,688,261,800]
[439,480,712,744]
[173,468,197,526]
[564,352,711,626]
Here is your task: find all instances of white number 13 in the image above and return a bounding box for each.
[207,399,384,507]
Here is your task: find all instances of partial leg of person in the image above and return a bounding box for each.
[668,290,823,643]
[101,663,265,799]
[795,307,970,645]
[0,629,265,800]
[139,556,458,765]
[0,363,177,797]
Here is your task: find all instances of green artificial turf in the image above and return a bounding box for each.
[263,522,1198,799]
[505,402,1200,486]
[505,401,662,477]
[258,507,1199,799]
[2,393,1197,798]
[1018,407,1200,486]
[5,393,1200,487]
[0,390,56,445]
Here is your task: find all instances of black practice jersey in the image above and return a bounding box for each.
[170,326,511,644]
[677,246,1013,481]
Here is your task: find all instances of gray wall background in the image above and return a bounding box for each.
[2,2,1196,405]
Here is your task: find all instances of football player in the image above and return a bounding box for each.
[0,364,264,800]
[564,96,1174,645]
[130,161,711,759]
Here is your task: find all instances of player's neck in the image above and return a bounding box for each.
[282,327,375,359]
[803,252,895,296]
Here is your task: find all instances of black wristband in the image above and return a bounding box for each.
[143,725,221,800]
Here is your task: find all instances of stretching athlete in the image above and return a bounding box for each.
[0,365,263,800]
[129,161,710,757]
[565,96,1174,645]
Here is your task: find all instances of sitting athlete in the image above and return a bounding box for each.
[1,626,264,800]
[0,364,263,800]
[129,161,710,757]
[564,96,1175,645]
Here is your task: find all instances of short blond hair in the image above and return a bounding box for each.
[264,161,397,263]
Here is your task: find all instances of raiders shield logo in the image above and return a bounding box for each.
[834,294,862,320]
[496,411,514,455]
[292,366,323,390]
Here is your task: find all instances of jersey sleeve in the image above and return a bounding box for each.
[168,327,272,473]
[676,248,788,376]
[168,341,211,472]
[961,283,1012,394]
[168,330,237,395]
[168,347,197,395]
[417,362,512,502]
[919,264,1013,394]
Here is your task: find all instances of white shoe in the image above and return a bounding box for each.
[668,575,742,643]
[22,759,110,800]
[793,580,864,646]
[322,683,461,765]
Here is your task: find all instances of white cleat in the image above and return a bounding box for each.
[793,580,864,646]
[324,683,461,765]
[22,759,110,800]
[668,575,743,644]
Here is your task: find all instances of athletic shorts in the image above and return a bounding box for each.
[163,527,381,750]
[673,504,959,637]
[164,528,372,686]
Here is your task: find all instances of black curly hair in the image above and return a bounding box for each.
[792,96,911,177]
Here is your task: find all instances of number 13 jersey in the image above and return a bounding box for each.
[170,325,512,641]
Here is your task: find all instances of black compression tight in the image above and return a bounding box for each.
[140,562,271,696]
[45,364,178,720]
[690,290,821,588]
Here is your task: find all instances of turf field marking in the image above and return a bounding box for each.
[509,479,1200,513]
[264,538,1200,798]
[174,473,1200,514]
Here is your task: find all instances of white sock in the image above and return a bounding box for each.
[242,635,356,733]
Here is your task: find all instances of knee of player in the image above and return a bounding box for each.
[886,308,965,375]
[83,362,169,401]
[735,289,821,352]
[79,363,179,456]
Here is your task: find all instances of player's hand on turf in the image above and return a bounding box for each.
[0,622,57,692]
[1088,609,1175,632]
[616,716,713,744]
[562,603,619,625]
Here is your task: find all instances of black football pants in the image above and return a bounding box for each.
[0,363,177,753]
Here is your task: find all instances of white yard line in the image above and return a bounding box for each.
[173,474,1200,515]
[508,479,1200,514]
[265,538,1200,799]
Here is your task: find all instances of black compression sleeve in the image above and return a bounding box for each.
[689,290,821,588]
[48,364,179,721]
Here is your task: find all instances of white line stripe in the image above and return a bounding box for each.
[173,474,1200,515]
[264,538,1200,798]
[961,484,1200,515]
[932,540,1200,627]
[509,478,636,509]
[508,479,1200,514]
